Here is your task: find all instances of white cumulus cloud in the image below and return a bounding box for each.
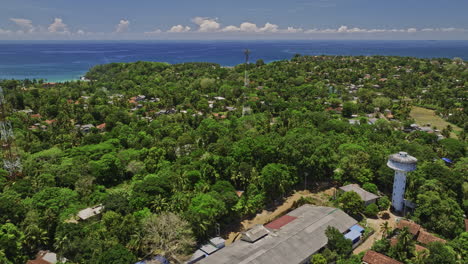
[0,28,12,34]
[221,22,280,33]
[115,19,130,33]
[259,23,279,32]
[144,29,163,34]
[285,27,304,33]
[168,25,191,33]
[48,18,69,33]
[221,25,241,32]
[10,18,35,33]
[192,17,221,32]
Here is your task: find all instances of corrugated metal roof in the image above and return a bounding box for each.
[349,224,364,233]
[209,237,225,248]
[241,225,269,243]
[200,243,219,255]
[339,184,379,202]
[265,215,297,230]
[344,229,361,241]
[199,205,357,264]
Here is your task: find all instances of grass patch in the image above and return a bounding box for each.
[410,106,462,138]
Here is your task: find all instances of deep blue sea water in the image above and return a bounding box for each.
[1,40,467,82]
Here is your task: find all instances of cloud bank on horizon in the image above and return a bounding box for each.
[1,16,467,40]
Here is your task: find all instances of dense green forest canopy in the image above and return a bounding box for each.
[0,55,466,263]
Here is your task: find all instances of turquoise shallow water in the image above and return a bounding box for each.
[1,40,467,82]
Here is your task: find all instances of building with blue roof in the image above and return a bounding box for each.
[345,224,365,245]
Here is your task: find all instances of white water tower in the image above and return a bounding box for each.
[387,152,417,212]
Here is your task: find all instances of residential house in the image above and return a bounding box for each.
[362,250,402,264]
[339,184,379,205]
[27,250,67,264]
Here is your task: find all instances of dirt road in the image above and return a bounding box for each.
[353,210,398,254]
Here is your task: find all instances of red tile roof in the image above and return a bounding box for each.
[417,230,447,245]
[390,238,428,252]
[96,123,106,130]
[415,244,428,252]
[396,219,421,236]
[363,250,402,264]
[265,215,297,230]
[45,119,56,125]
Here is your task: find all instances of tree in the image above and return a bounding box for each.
[389,227,415,262]
[336,255,362,264]
[439,138,466,161]
[413,190,464,238]
[410,248,429,264]
[337,191,363,216]
[364,203,379,218]
[362,183,378,194]
[256,59,265,67]
[378,196,391,211]
[142,212,195,262]
[380,221,391,239]
[372,238,390,254]
[260,163,297,201]
[187,193,227,237]
[0,223,26,264]
[342,101,358,118]
[95,244,137,264]
[424,242,457,264]
[325,226,352,257]
[89,152,125,186]
[0,190,26,223]
[210,180,239,210]
[310,253,327,264]
[449,232,468,260]
[372,97,392,111]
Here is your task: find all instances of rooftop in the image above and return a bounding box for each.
[264,215,297,230]
[77,205,104,220]
[339,184,379,202]
[388,152,418,164]
[396,219,421,236]
[417,230,447,245]
[363,250,402,264]
[199,205,357,264]
[27,251,67,264]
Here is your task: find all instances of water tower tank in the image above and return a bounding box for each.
[387,152,417,212]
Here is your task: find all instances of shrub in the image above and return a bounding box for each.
[364,203,379,218]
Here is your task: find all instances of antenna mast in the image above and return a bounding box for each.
[244,49,250,87]
[0,87,22,179]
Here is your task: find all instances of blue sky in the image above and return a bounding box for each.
[1,0,467,40]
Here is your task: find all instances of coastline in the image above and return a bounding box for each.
[1,40,468,82]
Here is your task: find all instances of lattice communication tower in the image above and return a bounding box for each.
[0,86,22,179]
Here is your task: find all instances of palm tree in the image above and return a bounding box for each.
[393,227,415,262]
[380,221,391,238]
[411,248,429,264]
